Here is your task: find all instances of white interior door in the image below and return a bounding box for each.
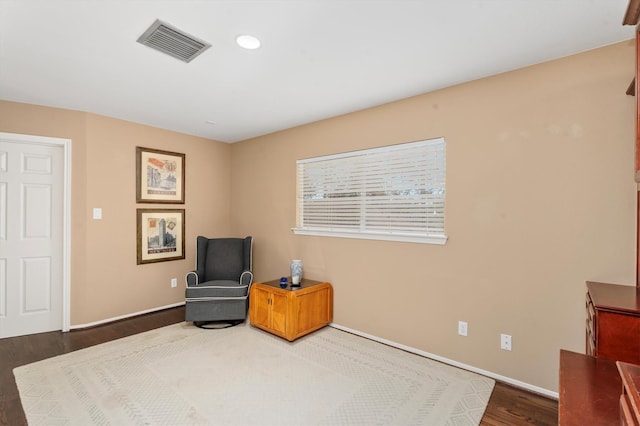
[0,138,64,338]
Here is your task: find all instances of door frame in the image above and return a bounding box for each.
[0,132,71,332]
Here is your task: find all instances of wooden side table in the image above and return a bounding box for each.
[249,278,333,341]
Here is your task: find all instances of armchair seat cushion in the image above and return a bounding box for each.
[186,280,249,299]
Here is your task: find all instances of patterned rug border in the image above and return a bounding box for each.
[14,322,495,425]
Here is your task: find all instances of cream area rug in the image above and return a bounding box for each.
[14,322,495,425]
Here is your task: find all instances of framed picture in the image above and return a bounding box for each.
[137,209,185,264]
[136,147,185,204]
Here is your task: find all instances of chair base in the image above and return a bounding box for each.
[193,320,244,329]
[185,298,248,323]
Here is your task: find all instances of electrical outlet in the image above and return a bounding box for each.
[458,321,468,336]
[500,334,512,351]
[170,278,177,288]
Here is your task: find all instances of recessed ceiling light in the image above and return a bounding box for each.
[236,34,261,50]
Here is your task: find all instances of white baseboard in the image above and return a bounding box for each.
[70,302,186,330]
[329,322,559,400]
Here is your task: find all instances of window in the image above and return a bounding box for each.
[293,137,447,244]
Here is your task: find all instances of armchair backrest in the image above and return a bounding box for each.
[196,236,252,282]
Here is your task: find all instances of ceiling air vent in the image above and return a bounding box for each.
[137,19,211,63]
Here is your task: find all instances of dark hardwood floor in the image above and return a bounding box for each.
[0,306,558,425]
[481,382,558,425]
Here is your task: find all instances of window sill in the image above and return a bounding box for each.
[291,227,448,245]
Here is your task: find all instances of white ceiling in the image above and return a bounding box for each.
[0,1,635,143]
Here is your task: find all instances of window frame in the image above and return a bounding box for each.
[292,137,447,245]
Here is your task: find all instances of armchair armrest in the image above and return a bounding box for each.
[185,271,199,287]
[240,270,253,286]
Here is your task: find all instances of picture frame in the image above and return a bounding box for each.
[136,147,185,204]
[137,208,185,264]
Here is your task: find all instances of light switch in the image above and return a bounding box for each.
[92,208,102,220]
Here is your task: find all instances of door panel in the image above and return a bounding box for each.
[271,292,287,334]
[0,140,63,338]
[21,257,51,313]
[0,259,6,318]
[250,286,270,328]
[23,184,52,239]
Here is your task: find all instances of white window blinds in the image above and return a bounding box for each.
[294,138,447,244]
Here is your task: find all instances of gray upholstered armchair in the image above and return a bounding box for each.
[185,236,253,327]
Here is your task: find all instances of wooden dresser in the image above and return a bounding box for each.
[586,281,640,364]
[559,282,640,424]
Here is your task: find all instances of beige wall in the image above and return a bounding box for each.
[0,101,231,325]
[230,40,637,392]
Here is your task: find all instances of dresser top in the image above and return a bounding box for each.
[587,281,640,315]
[559,349,620,425]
